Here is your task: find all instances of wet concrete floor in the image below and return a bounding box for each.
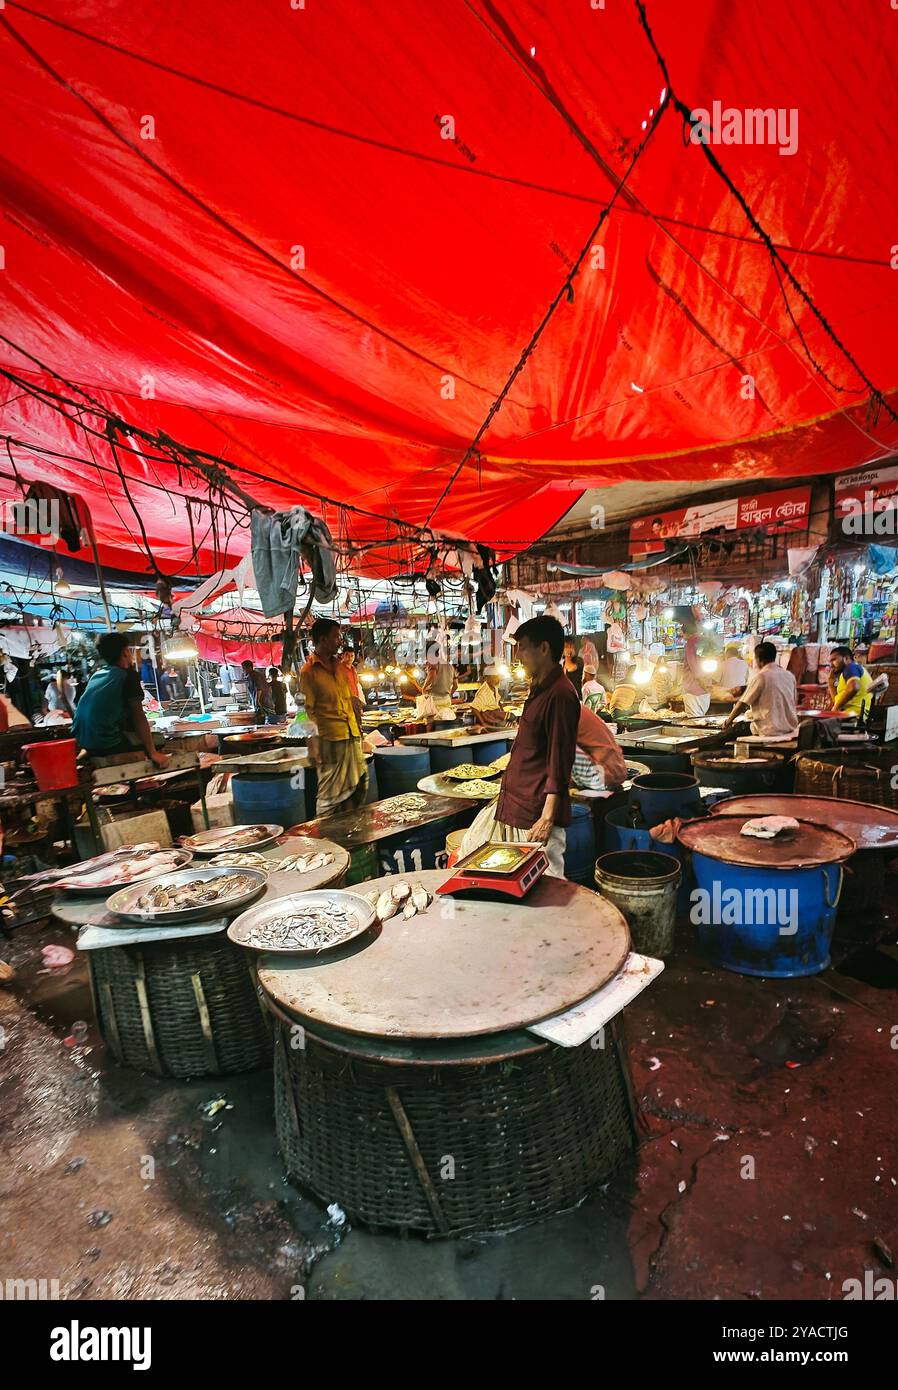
[1,905,896,1301]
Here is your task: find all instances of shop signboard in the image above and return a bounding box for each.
[629,485,812,555]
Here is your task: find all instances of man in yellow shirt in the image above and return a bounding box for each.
[300,618,367,815]
[828,646,873,718]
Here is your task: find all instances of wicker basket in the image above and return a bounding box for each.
[273,1019,635,1236]
[794,748,898,811]
[89,937,272,1077]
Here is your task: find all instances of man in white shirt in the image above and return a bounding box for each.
[722,641,798,738]
[711,642,749,702]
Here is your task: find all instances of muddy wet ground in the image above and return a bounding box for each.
[1,904,896,1301]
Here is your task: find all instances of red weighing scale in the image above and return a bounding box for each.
[437,842,548,899]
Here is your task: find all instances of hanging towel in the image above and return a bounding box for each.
[251,508,337,618]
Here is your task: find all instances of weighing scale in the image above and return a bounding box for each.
[436,842,548,899]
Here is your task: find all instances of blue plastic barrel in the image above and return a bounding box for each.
[429,738,508,774]
[564,803,596,884]
[630,772,702,827]
[231,770,308,830]
[604,808,691,911]
[378,809,477,875]
[689,852,842,978]
[373,746,431,797]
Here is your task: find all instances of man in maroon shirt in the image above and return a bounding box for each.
[459,615,580,876]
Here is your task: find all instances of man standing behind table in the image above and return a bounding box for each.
[458,616,579,877]
[828,646,873,718]
[300,618,368,815]
[722,641,798,738]
[240,659,275,721]
[73,633,170,767]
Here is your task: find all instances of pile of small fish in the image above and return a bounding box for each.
[445,763,496,780]
[363,880,432,923]
[489,752,511,772]
[210,851,271,869]
[377,793,429,823]
[242,900,359,951]
[453,778,501,799]
[135,873,256,913]
[274,851,335,873]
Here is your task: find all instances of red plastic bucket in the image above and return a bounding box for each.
[24,738,78,792]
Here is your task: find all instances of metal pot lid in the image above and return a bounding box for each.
[678,815,856,868]
[709,795,898,851]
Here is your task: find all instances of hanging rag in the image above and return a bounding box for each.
[251,508,337,618]
[21,483,91,552]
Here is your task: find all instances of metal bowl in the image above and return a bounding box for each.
[181,823,283,854]
[106,865,268,925]
[58,849,195,898]
[228,889,376,955]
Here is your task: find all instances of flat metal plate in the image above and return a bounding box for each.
[228,889,376,954]
[181,823,283,853]
[417,773,500,800]
[106,865,268,924]
[678,815,856,868]
[709,794,898,851]
[258,869,631,1039]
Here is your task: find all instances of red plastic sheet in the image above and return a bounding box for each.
[1,1,896,578]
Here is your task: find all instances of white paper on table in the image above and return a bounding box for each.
[77,918,229,951]
[527,952,664,1047]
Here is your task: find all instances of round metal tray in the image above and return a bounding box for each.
[228,889,376,955]
[106,865,268,925]
[56,849,195,898]
[181,823,284,854]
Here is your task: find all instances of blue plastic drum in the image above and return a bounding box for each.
[564,802,596,885]
[677,816,855,978]
[373,746,431,797]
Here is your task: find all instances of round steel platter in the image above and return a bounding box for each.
[709,794,898,851]
[106,865,268,924]
[228,889,376,955]
[55,849,194,898]
[678,815,856,868]
[417,772,499,800]
[181,823,283,854]
[258,868,631,1039]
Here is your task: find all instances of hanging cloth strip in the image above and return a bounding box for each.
[250,507,337,618]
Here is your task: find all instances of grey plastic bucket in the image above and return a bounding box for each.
[594,849,681,959]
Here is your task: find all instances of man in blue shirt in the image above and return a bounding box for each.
[73,633,169,767]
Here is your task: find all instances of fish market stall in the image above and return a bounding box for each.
[257,869,645,1235]
[53,834,349,1076]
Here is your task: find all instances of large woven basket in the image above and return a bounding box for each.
[89,937,272,1077]
[794,747,898,811]
[273,1020,635,1236]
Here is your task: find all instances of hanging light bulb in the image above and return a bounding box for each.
[701,657,719,675]
[54,566,71,597]
[514,664,526,679]
[164,634,199,662]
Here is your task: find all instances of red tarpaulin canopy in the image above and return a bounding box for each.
[1,0,896,579]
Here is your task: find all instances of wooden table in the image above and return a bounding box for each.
[259,869,629,1039]
[259,869,638,1235]
[289,795,478,850]
[54,838,348,1078]
[397,728,515,748]
[52,837,350,932]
